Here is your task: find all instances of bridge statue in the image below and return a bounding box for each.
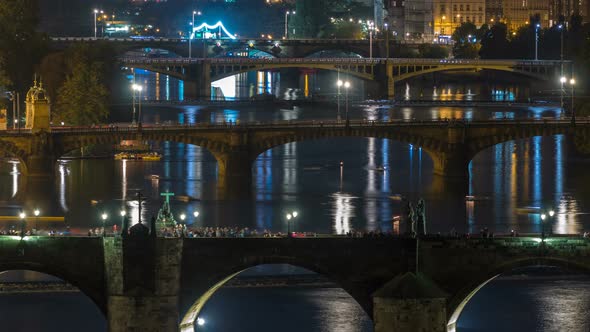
[416,198,427,236]
[156,191,177,229]
[406,201,416,237]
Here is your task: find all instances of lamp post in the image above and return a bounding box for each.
[285,11,296,39]
[560,76,566,115]
[33,209,40,232]
[344,81,351,124]
[119,210,126,235]
[534,23,540,60]
[368,21,374,59]
[286,211,298,237]
[540,209,555,240]
[337,80,343,119]
[132,84,143,125]
[101,213,108,237]
[19,211,26,239]
[189,10,201,59]
[93,9,103,39]
[570,77,576,122]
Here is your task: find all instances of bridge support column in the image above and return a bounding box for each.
[104,237,183,332]
[431,150,470,179]
[24,154,54,177]
[386,61,395,100]
[214,148,253,200]
[373,272,447,332]
[183,62,211,101]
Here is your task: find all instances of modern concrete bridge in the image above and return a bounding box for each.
[1,119,588,198]
[1,234,589,332]
[121,57,567,100]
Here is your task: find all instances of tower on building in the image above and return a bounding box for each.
[25,79,51,133]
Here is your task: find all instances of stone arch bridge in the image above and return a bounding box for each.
[1,235,589,332]
[121,57,568,100]
[0,119,588,198]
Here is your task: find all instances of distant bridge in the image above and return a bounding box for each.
[120,57,568,100]
[0,119,588,198]
[50,36,432,58]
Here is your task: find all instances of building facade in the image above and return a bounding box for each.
[433,0,486,37]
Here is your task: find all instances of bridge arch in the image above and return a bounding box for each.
[249,127,442,168]
[210,63,374,82]
[0,260,106,315]
[446,256,590,332]
[394,65,550,83]
[305,49,365,58]
[179,259,372,332]
[0,140,29,174]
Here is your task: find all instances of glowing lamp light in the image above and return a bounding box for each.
[190,21,237,40]
[193,211,200,218]
[34,209,40,217]
[344,81,351,89]
[549,210,555,217]
[120,210,126,217]
[541,214,546,220]
[197,317,205,326]
[292,211,298,218]
[19,212,26,219]
[337,80,343,87]
[101,213,108,221]
[570,78,576,85]
[180,213,186,221]
[560,76,567,83]
[286,214,292,220]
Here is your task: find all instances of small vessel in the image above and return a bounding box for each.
[115,152,162,161]
[175,195,199,202]
[389,194,404,201]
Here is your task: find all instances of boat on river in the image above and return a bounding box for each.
[114,152,162,161]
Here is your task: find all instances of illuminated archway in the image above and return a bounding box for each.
[180,263,372,332]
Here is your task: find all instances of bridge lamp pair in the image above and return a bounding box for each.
[286,211,298,236]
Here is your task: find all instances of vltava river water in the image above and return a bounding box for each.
[1,80,589,331]
[1,103,587,235]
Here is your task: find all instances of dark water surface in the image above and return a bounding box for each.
[1,81,590,331]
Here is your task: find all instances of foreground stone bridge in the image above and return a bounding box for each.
[121,57,567,100]
[1,119,589,198]
[1,235,589,332]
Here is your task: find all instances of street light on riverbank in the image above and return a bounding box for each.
[19,211,26,239]
[286,211,298,237]
[34,209,40,231]
[344,81,351,124]
[101,213,108,236]
[132,84,143,125]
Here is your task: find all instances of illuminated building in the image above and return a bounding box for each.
[387,0,434,41]
[433,0,486,37]
[501,0,550,30]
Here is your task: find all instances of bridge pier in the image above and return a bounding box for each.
[183,62,211,101]
[24,154,55,177]
[214,149,253,200]
[373,272,447,332]
[104,237,183,332]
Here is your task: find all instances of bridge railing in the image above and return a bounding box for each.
[36,118,589,135]
[119,56,568,67]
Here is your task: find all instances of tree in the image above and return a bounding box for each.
[54,45,110,125]
[479,23,510,59]
[452,22,480,59]
[0,0,48,94]
[418,44,449,58]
